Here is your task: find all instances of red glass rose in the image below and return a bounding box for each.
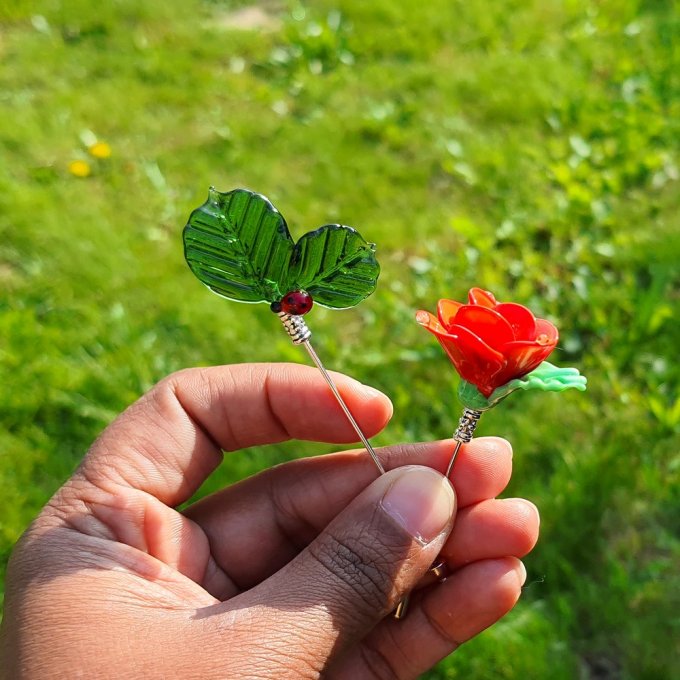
[416,288,559,397]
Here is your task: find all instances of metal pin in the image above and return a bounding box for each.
[393,597,409,620]
[279,311,483,621]
[394,408,484,620]
[277,312,385,475]
[445,407,483,479]
[429,561,448,581]
[393,561,448,620]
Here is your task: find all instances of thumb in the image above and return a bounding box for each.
[227,466,456,672]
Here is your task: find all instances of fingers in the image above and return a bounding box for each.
[185,437,513,596]
[72,363,392,507]
[328,497,541,678]
[371,436,513,508]
[448,437,513,506]
[334,558,526,679]
[440,498,540,568]
[204,467,457,672]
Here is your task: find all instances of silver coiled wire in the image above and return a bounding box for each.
[454,407,483,443]
[278,312,312,345]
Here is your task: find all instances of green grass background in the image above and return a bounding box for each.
[1,0,679,676]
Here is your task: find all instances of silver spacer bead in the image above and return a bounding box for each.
[278,312,312,345]
[453,407,483,443]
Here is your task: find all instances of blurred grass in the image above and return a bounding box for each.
[1,0,679,677]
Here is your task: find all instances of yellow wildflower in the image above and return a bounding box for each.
[68,160,91,178]
[88,141,112,159]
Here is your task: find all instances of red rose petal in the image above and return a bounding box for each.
[494,339,557,386]
[468,287,497,308]
[452,305,514,352]
[535,317,559,345]
[437,298,463,330]
[418,318,505,397]
[495,303,536,341]
[445,326,505,396]
[437,326,505,397]
[416,309,447,335]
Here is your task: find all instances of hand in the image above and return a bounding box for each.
[0,363,539,679]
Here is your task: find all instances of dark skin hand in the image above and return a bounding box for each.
[0,363,539,679]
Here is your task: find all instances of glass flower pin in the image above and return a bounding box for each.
[183,187,385,475]
[392,287,588,619]
[416,287,587,477]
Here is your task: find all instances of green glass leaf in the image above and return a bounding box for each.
[286,225,380,309]
[457,362,587,410]
[500,362,588,396]
[183,188,294,303]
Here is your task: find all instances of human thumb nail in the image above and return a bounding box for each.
[380,466,455,544]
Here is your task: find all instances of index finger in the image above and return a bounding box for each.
[73,363,393,507]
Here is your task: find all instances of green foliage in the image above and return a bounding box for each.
[1,0,678,677]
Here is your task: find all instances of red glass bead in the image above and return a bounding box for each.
[280,290,313,316]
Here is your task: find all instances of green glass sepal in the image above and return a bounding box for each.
[183,188,379,309]
[457,362,588,410]
[457,381,495,411]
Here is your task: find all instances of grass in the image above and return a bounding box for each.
[1,0,679,676]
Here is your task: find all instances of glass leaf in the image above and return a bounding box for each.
[183,188,294,303]
[287,224,380,309]
[457,362,587,410]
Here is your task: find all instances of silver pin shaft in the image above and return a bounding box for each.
[277,311,385,475]
[395,407,483,620]
[445,440,464,479]
[302,340,385,475]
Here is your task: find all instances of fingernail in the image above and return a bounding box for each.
[518,561,527,586]
[484,436,513,458]
[380,467,455,544]
[356,382,387,401]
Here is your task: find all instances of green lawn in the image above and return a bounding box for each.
[1,0,679,676]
